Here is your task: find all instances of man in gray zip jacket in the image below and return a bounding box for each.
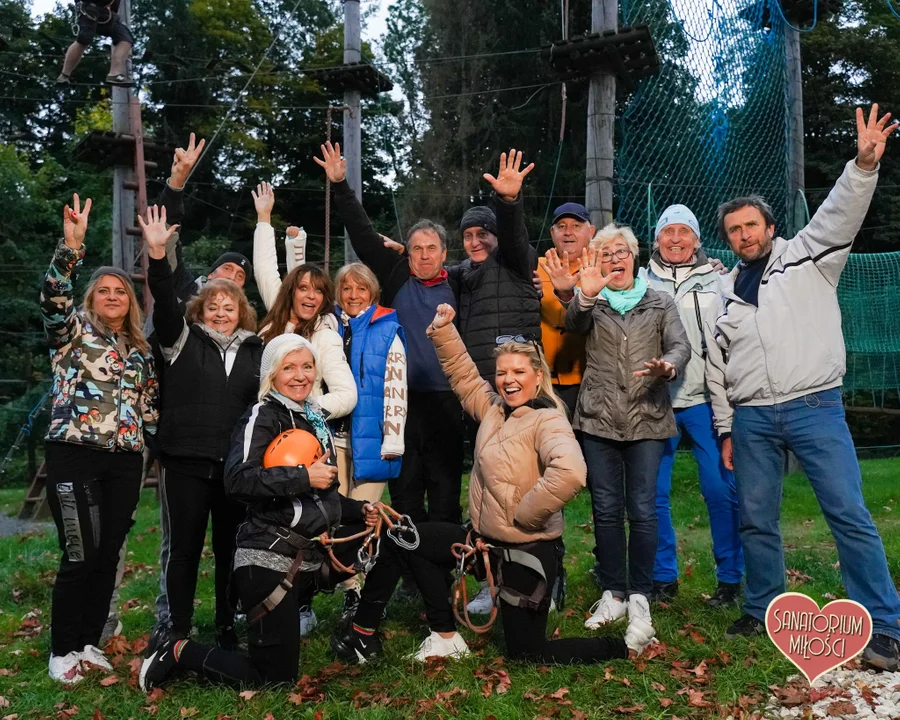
[705,105,900,670]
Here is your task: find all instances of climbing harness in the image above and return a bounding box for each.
[451,532,499,634]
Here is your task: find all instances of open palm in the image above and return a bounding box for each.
[483,149,535,201]
[857,104,896,171]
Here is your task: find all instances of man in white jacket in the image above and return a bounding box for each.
[705,105,900,670]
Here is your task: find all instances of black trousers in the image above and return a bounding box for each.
[388,391,464,524]
[45,442,143,656]
[177,525,364,688]
[355,522,628,664]
[161,465,245,636]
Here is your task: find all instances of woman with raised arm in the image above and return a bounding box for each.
[140,205,263,654]
[139,334,378,691]
[331,304,655,665]
[557,226,690,638]
[41,194,158,684]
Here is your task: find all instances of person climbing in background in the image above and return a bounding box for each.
[57,0,133,87]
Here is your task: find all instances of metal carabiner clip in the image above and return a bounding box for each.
[387,514,420,550]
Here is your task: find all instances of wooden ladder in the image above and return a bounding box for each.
[18,461,50,521]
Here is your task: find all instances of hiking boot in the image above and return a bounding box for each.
[215,625,239,651]
[862,634,900,672]
[139,638,180,692]
[584,591,627,629]
[649,580,679,603]
[48,651,83,684]
[79,644,113,672]
[411,631,470,662]
[725,614,765,640]
[466,584,494,615]
[707,582,742,609]
[299,606,318,637]
[331,628,382,665]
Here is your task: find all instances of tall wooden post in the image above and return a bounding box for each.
[111,0,134,271]
[586,0,617,229]
[343,0,362,264]
[784,26,805,235]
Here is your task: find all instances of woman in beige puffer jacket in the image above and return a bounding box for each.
[330,304,655,667]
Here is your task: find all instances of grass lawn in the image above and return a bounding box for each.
[0,455,899,719]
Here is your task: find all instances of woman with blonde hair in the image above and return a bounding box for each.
[42,195,158,683]
[332,304,655,665]
[553,223,689,637]
[140,205,263,653]
[140,333,379,690]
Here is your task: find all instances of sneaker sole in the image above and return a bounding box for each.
[863,648,900,672]
[412,649,470,662]
[138,650,159,692]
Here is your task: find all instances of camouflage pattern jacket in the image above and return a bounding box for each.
[41,242,159,452]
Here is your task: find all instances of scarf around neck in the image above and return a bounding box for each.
[601,275,649,316]
[270,391,331,451]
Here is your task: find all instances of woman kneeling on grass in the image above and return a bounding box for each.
[331,304,655,665]
[140,334,378,690]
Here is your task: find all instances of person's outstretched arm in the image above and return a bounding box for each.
[162,133,206,300]
[484,148,537,279]
[427,304,497,423]
[140,205,189,355]
[41,194,92,349]
[251,182,282,311]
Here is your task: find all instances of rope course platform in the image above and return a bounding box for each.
[542,26,659,89]
[309,61,393,98]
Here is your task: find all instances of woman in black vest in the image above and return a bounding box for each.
[141,205,263,650]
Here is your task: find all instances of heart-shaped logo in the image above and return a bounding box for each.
[765,592,872,685]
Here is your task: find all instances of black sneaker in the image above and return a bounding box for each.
[394,578,420,603]
[707,582,742,608]
[339,588,361,630]
[725,614,765,640]
[145,624,170,659]
[331,629,382,665]
[216,625,239,651]
[862,634,900,672]
[139,638,180,691]
[649,580,679,603]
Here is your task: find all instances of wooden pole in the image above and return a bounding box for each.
[343,0,362,265]
[111,0,134,271]
[586,0,617,229]
[784,26,805,236]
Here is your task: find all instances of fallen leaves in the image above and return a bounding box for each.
[826,700,858,716]
[787,568,814,586]
[238,690,257,701]
[613,704,645,714]
[473,660,511,697]
[180,708,199,718]
[98,674,119,687]
[677,622,707,645]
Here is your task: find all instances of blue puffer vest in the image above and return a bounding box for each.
[337,304,406,482]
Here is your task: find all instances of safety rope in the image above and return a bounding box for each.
[450,532,499,634]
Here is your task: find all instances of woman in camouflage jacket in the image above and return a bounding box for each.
[41,194,158,685]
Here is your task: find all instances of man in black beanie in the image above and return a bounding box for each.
[450,149,542,382]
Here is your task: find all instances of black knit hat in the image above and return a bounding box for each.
[89,266,134,288]
[210,251,252,277]
[459,206,498,236]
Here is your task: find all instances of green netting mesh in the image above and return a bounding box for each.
[614,0,899,395]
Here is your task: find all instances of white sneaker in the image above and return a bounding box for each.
[48,651,84,684]
[411,631,471,662]
[625,594,656,655]
[465,584,494,615]
[584,591,627,629]
[299,606,318,637]
[79,644,113,672]
[624,618,656,655]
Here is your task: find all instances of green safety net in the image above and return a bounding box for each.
[615,0,899,396]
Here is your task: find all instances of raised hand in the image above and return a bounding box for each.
[430,303,456,330]
[251,182,275,224]
[169,132,206,189]
[578,246,614,298]
[634,357,676,379]
[482,148,535,202]
[540,248,580,296]
[313,141,347,184]
[856,104,897,171]
[138,205,179,260]
[63,193,93,250]
[286,225,301,238]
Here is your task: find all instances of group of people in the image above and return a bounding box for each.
[39,104,900,692]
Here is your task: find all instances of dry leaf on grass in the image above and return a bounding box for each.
[98,674,119,687]
[238,690,257,701]
[826,700,858,716]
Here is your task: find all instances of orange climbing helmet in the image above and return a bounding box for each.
[263,428,324,468]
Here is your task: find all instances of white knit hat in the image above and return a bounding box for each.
[260,333,319,385]
[655,204,701,244]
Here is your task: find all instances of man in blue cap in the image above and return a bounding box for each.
[641,204,744,609]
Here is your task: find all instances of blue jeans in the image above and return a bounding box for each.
[654,402,744,584]
[582,434,665,597]
[733,388,900,640]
